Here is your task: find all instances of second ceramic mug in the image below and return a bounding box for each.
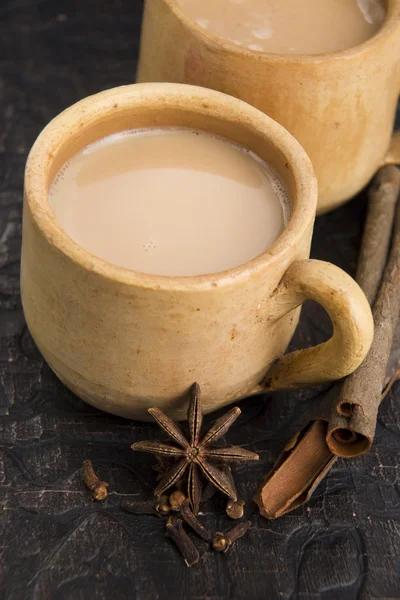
[137,0,400,214]
[21,84,373,420]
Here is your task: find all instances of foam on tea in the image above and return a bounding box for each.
[49,128,290,276]
[176,0,386,55]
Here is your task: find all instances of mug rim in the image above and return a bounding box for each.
[24,83,317,291]
[164,0,400,62]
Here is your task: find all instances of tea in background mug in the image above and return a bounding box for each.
[137,0,400,214]
[21,84,373,420]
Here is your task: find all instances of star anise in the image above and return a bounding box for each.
[131,383,259,513]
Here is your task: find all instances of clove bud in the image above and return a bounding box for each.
[165,516,200,567]
[82,460,108,501]
[212,521,251,553]
[169,490,186,512]
[180,499,210,541]
[155,494,171,516]
[121,495,170,517]
[226,499,245,520]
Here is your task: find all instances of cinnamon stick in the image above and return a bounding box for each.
[255,371,400,518]
[327,175,400,456]
[355,166,400,304]
[255,165,400,518]
[255,419,336,519]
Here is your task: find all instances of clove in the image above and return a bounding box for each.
[121,494,170,517]
[165,516,200,567]
[180,499,211,541]
[212,521,251,553]
[169,490,186,512]
[156,494,171,516]
[226,499,245,520]
[82,460,108,501]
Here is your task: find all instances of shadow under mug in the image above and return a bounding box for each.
[21,84,373,420]
[137,0,400,214]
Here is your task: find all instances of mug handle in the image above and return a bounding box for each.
[258,260,374,391]
[383,129,400,165]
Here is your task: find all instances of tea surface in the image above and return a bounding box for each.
[50,128,289,276]
[176,0,386,54]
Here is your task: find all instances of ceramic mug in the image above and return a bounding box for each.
[137,0,400,214]
[21,84,373,420]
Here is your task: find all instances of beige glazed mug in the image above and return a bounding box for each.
[21,84,373,420]
[137,0,400,213]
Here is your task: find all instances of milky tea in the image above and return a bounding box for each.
[49,129,290,277]
[176,0,386,55]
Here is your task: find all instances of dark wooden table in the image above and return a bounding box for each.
[1,1,399,598]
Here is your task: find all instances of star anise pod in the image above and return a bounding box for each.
[131,383,259,513]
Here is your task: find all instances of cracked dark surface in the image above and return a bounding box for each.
[1,1,400,598]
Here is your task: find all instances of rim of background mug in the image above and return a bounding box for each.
[24,83,317,292]
[165,0,399,62]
